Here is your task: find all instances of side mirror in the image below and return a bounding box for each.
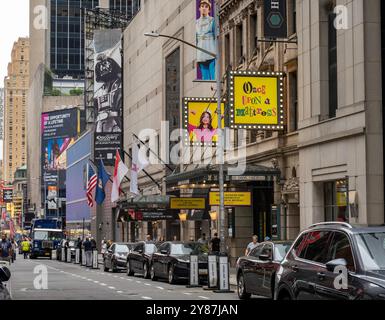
[0,266,11,282]
[259,254,271,261]
[137,249,143,254]
[160,250,168,255]
[326,258,347,272]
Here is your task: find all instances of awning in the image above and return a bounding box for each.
[116,208,179,222]
[165,164,280,185]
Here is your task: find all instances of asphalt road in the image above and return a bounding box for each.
[6,254,240,300]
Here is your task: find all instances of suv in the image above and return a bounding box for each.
[275,222,385,300]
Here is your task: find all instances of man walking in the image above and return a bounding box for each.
[21,237,31,259]
[0,234,12,265]
[83,238,92,267]
[245,235,259,256]
[210,233,220,254]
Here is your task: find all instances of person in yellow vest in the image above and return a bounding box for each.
[21,237,31,259]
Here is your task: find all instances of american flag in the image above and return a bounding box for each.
[87,164,98,207]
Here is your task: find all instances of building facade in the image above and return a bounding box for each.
[3,38,30,184]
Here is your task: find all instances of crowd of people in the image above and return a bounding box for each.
[0,233,32,265]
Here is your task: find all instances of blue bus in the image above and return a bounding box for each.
[30,219,64,259]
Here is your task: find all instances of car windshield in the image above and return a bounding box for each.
[170,243,209,255]
[144,244,157,254]
[274,243,292,261]
[355,232,385,271]
[116,244,129,253]
[34,231,63,241]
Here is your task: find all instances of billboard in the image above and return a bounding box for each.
[229,71,284,130]
[93,29,123,165]
[196,0,217,81]
[183,97,225,146]
[3,188,13,203]
[41,108,80,208]
[264,0,287,39]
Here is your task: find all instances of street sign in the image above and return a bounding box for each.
[170,198,206,210]
[209,192,252,206]
[264,0,287,39]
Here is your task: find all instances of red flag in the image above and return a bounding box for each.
[9,219,15,239]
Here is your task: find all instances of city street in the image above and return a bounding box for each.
[7,255,239,300]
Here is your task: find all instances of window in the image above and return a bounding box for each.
[304,231,332,264]
[249,244,264,257]
[225,33,230,70]
[329,232,355,272]
[289,0,297,35]
[324,180,348,222]
[158,242,169,253]
[328,9,338,118]
[250,14,258,55]
[292,233,308,259]
[289,71,298,132]
[236,23,244,65]
[134,243,144,252]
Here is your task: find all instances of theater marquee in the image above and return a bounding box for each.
[229,70,284,130]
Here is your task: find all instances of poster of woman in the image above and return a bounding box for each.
[196,0,216,81]
[185,99,225,144]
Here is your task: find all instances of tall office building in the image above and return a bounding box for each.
[49,0,140,79]
[0,88,4,141]
[3,38,30,183]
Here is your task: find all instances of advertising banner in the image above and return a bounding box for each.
[264,0,287,39]
[196,0,217,81]
[229,71,284,130]
[209,192,252,206]
[41,108,80,208]
[183,97,225,146]
[3,188,13,203]
[93,29,123,165]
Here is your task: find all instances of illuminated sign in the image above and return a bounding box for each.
[229,71,284,130]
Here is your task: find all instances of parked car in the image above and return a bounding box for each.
[0,264,11,300]
[56,239,78,261]
[104,242,135,272]
[236,241,292,299]
[126,241,158,278]
[150,241,209,284]
[275,222,385,300]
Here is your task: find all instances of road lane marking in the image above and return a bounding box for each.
[144,283,151,286]
[117,291,123,293]
[108,286,116,290]
[156,286,164,290]
[100,283,107,286]
[94,281,99,284]
[198,296,210,300]
[183,292,192,295]
[127,279,133,281]
[136,281,142,284]
[141,296,152,300]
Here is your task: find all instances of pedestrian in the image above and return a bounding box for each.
[77,238,83,262]
[146,234,152,242]
[0,234,12,265]
[101,240,107,257]
[21,237,31,259]
[11,239,17,262]
[83,238,92,267]
[210,233,220,254]
[245,235,259,256]
[173,235,178,241]
[198,233,208,245]
[90,238,97,250]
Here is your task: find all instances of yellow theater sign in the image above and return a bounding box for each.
[170,198,206,210]
[209,192,252,207]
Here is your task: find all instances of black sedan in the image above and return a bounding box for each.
[236,241,292,299]
[104,243,134,272]
[126,242,158,278]
[150,242,209,284]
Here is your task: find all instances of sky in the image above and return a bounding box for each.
[0,0,29,160]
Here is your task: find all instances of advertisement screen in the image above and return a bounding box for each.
[41,108,80,207]
[229,71,284,130]
[93,29,123,165]
[183,98,225,145]
[196,0,217,81]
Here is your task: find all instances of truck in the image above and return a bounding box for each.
[30,219,64,259]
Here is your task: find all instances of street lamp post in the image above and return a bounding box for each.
[144,0,226,253]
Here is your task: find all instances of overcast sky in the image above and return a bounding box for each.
[0,0,29,160]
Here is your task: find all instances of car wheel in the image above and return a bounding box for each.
[168,264,176,284]
[127,260,134,276]
[150,264,157,281]
[143,263,150,279]
[237,273,251,300]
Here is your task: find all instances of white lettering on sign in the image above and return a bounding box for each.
[271,0,280,10]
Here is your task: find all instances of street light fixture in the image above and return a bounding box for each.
[144,1,226,254]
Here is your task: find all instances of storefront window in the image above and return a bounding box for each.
[324,180,348,222]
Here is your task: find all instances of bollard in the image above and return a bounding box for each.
[92,250,99,269]
[81,249,86,266]
[186,255,200,288]
[75,248,80,264]
[67,247,71,263]
[214,254,234,293]
[61,247,66,262]
[205,254,218,290]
